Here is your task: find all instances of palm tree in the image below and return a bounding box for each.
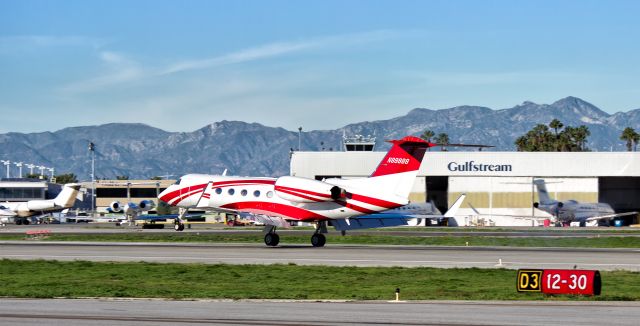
[434,133,450,151]
[574,125,590,151]
[549,119,563,151]
[514,136,528,151]
[420,130,435,142]
[529,124,553,151]
[620,127,640,151]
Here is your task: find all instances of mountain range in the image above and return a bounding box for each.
[0,96,638,180]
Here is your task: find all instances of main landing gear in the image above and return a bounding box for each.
[263,225,280,246]
[311,221,328,247]
[174,208,187,232]
[311,233,326,247]
[262,221,328,247]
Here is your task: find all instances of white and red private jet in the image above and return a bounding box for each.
[159,136,435,247]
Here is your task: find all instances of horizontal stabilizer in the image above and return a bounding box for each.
[444,193,466,218]
[585,211,638,222]
[331,217,411,231]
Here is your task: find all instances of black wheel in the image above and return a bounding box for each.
[15,218,22,225]
[22,218,30,225]
[311,233,326,247]
[264,233,280,246]
[174,223,183,231]
[178,224,185,231]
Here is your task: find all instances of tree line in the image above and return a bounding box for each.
[419,119,639,152]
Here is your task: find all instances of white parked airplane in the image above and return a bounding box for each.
[159,136,437,246]
[533,179,637,226]
[0,183,81,225]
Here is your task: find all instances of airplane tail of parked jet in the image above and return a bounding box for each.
[533,179,555,205]
[53,183,82,207]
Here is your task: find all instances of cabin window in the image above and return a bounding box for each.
[253,190,260,197]
[241,189,248,196]
[266,191,274,198]
[228,188,235,195]
[214,188,222,195]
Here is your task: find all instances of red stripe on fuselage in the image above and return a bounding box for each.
[220,201,327,221]
[275,188,326,202]
[349,193,401,209]
[160,183,207,203]
[335,201,377,214]
[274,185,332,199]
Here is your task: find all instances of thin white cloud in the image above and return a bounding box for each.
[58,30,407,94]
[159,29,404,75]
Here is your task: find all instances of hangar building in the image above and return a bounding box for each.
[290,149,640,226]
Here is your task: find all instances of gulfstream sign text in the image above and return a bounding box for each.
[447,161,512,172]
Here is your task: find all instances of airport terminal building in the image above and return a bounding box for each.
[290,150,640,226]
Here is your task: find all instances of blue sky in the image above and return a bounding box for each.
[1,0,639,133]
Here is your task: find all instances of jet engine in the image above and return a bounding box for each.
[108,201,123,213]
[138,200,156,211]
[109,200,156,215]
[274,176,345,203]
[26,200,55,211]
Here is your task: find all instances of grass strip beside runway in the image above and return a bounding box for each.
[3,232,640,248]
[0,259,638,301]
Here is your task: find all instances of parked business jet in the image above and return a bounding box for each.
[0,183,81,225]
[159,136,436,246]
[533,179,637,226]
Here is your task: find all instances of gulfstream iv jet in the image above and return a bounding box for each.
[533,179,637,226]
[159,136,435,247]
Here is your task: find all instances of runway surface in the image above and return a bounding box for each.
[2,241,639,270]
[0,298,638,325]
[3,223,640,237]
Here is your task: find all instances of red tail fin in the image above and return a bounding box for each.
[370,136,435,177]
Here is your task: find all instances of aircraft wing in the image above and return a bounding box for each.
[238,213,291,228]
[585,211,638,222]
[331,215,413,231]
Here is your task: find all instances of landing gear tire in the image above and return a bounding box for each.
[264,233,280,247]
[311,233,326,247]
[174,223,185,231]
[22,218,30,225]
[15,218,22,225]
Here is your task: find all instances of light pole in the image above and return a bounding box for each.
[38,165,46,178]
[47,167,55,182]
[0,160,9,178]
[14,162,23,178]
[298,126,302,151]
[26,164,36,175]
[89,142,96,216]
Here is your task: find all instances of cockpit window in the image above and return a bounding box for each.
[174,178,182,185]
